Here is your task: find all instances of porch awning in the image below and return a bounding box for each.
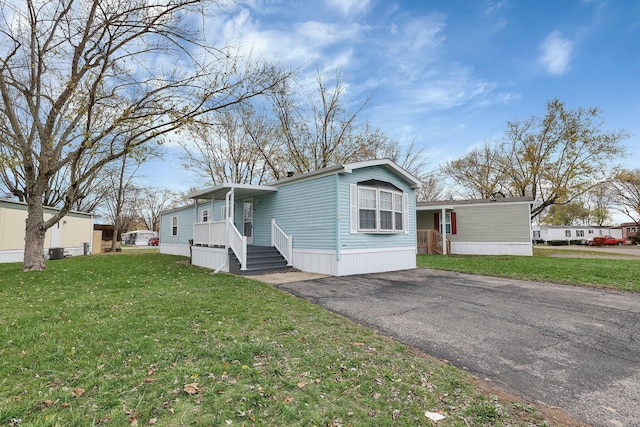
[188,183,278,201]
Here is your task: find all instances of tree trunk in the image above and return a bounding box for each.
[23,199,47,271]
[111,154,127,252]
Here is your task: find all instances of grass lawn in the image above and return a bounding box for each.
[0,253,556,426]
[417,248,640,292]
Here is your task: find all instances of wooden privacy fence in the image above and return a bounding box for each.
[417,229,451,255]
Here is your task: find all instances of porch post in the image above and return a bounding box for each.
[441,207,447,255]
[193,198,199,242]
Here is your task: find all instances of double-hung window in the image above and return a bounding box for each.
[354,180,406,233]
[379,191,393,230]
[201,209,209,223]
[434,212,457,235]
[171,216,179,236]
[394,193,403,231]
[358,188,377,230]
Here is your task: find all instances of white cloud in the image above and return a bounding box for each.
[206,7,369,68]
[324,0,371,17]
[406,65,494,111]
[539,31,574,76]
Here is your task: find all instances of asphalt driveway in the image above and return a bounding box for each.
[276,268,640,427]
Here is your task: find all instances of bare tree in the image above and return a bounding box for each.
[180,106,276,184]
[582,182,613,226]
[611,169,640,225]
[440,100,628,219]
[415,172,449,202]
[268,68,399,177]
[0,0,287,270]
[98,153,143,251]
[137,187,180,232]
[440,142,507,199]
[181,66,428,186]
[499,99,627,219]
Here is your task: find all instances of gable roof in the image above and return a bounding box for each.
[269,159,422,188]
[189,159,421,200]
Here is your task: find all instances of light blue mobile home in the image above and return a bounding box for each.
[159,159,421,276]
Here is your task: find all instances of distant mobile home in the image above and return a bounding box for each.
[160,159,421,276]
[0,199,93,263]
[532,225,622,243]
[122,230,158,246]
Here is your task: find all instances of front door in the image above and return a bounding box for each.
[243,200,253,244]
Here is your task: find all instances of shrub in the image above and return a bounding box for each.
[547,240,570,246]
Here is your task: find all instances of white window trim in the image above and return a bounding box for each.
[352,184,406,234]
[438,213,452,234]
[171,215,179,236]
[201,209,210,223]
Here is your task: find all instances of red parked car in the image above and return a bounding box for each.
[590,236,625,246]
[148,237,159,246]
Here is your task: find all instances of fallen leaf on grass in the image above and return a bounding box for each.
[297,381,306,390]
[425,411,445,421]
[184,383,200,395]
[43,400,55,407]
[71,388,85,397]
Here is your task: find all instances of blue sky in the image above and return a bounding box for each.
[141,0,640,192]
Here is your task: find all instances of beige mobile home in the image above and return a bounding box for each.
[0,199,94,263]
[416,197,533,256]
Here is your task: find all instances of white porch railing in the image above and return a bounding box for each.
[228,219,247,270]
[271,219,293,266]
[193,221,226,246]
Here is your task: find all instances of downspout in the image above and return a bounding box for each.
[441,207,447,255]
[335,173,341,261]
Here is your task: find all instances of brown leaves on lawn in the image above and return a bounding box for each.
[184,383,201,395]
[71,388,85,397]
[147,364,158,376]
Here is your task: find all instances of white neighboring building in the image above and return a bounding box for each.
[122,230,158,246]
[532,225,622,243]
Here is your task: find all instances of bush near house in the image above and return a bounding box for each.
[546,239,578,246]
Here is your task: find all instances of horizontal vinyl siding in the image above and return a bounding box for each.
[160,206,195,245]
[252,175,337,250]
[337,167,416,250]
[212,200,226,221]
[451,203,531,243]
[196,201,216,222]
